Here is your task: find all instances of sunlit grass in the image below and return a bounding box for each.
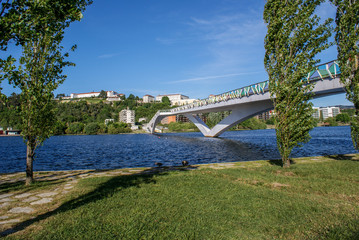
[3,156,359,239]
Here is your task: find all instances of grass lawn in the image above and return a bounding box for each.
[2,155,359,239]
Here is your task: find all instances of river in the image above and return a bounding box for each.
[0,126,357,173]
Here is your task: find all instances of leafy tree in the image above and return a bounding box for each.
[84,122,99,135]
[0,0,92,185]
[331,0,359,149]
[240,118,267,130]
[325,117,338,126]
[98,90,107,99]
[128,94,135,100]
[161,96,171,105]
[264,0,332,167]
[56,93,65,98]
[336,113,350,123]
[67,122,84,134]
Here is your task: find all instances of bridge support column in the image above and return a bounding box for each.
[184,114,211,136]
[207,101,273,137]
[184,101,273,137]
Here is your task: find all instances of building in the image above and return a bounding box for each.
[256,110,273,121]
[119,107,135,125]
[161,116,177,125]
[70,91,120,99]
[143,95,155,103]
[104,119,114,125]
[320,106,340,120]
[312,107,320,119]
[155,94,189,103]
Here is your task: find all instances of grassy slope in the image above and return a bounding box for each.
[5,156,359,239]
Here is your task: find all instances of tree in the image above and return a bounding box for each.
[336,113,350,123]
[0,0,92,185]
[264,0,332,167]
[98,90,107,99]
[331,0,359,149]
[161,96,171,105]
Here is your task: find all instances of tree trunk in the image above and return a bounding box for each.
[26,142,35,185]
[283,158,291,168]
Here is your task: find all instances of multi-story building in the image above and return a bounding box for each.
[320,106,340,120]
[119,107,135,125]
[155,94,189,103]
[161,116,177,125]
[312,107,320,119]
[143,95,155,103]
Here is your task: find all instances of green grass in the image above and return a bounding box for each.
[4,156,359,239]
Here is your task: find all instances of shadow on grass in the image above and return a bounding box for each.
[0,170,100,194]
[268,159,296,167]
[0,165,197,237]
[325,154,359,161]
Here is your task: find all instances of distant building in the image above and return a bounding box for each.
[320,106,340,119]
[139,117,148,123]
[105,119,114,125]
[312,107,320,119]
[256,110,273,121]
[119,107,135,125]
[156,94,189,103]
[161,116,177,125]
[143,95,155,103]
[70,91,120,99]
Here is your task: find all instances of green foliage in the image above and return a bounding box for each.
[168,122,197,132]
[325,117,338,126]
[240,118,267,130]
[336,113,350,123]
[84,122,99,135]
[331,0,359,149]
[0,0,92,184]
[67,122,84,134]
[98,90,107,99]
[265,117,275,125]
[107,122,131,134]
[206,111,230,128]
[264,0,332,167]
[161,96,171,105]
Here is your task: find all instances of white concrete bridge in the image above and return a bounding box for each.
[146,60,344,137]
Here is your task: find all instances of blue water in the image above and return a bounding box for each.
[0,126,357,173]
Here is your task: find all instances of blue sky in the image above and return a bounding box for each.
[1,0,352,107]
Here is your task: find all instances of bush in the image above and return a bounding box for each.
[84,122,100,135]
[336,113,350,123]
[240,118,267,130]
[66,122,84,134]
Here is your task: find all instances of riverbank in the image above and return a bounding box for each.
[1,154,358,239]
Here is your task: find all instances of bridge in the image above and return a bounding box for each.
[146,60,344,137]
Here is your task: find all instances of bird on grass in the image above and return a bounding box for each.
[155,162,163,167]
[182,160,189,166]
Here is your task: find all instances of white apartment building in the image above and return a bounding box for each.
[312,106,341,120]
[321,107,340,119]
[143,95,155,103]
[70,91,119,99]
[312,107,320,119]
[119,107,135,125]
[155,94,189,103]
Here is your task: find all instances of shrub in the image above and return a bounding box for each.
[84,122,100,135]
